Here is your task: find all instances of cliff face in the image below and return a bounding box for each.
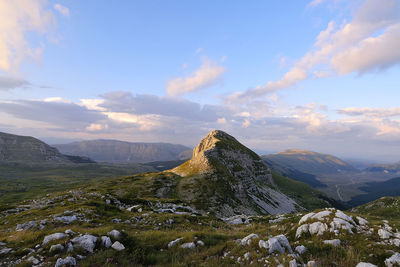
[172,130,300,217]
[0,132,69,163]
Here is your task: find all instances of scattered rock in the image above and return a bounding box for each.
[43,233,68,245]
[244,252,250,261]
[355,262,378,267]
[27,256,39,265]
[50,244,64,252]
[259,240,269,249]
[108,230,121,238]
[16,220,37,231]
[65,229,75,235]
[101,236,112,248]
[307,261,317,267]
[0,247,12,254]
[289,259,297,267]
[168,237,183,248]
[295,245,307,254]
[180,242,196,249]
[323,239,341,247]
[197,240,205,246]
[309,222,328,235]
[71,234,97,253]
[356,216,369,226]
[378,229,392,239]
[55,256,76,267]
[241,233,259,246]
[266,234,292,254]
[54,215,77,223]
[111,241,125,251]
[385,253,400,267]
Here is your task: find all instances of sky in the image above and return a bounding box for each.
[0,0,400,162]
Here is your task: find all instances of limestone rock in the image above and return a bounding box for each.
[55,256,76,267]
[111,241,125,251]
[43,233,68,245]
[71,234,97,253]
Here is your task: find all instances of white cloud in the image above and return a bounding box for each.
[54,3,70,17]
[167,58,225,96]
[338,107,400,117]
[0,0,55,71]
[0,75,29,89]
[229,0,400,101]
[331,24,400,74]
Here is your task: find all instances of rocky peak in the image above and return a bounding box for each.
[173,130,272,184]
[171,130,297,216]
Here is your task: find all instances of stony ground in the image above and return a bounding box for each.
[1,187,400,267]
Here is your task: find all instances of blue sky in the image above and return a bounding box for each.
[0,0,400,162]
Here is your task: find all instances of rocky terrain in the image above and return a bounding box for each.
[0,130,399,266]
[0,189,399,266]
[54,140,192,163]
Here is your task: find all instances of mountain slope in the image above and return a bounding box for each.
[365,161,400,174]
[97,130,331,217]
[54,140,192,163]
[0,132,71,163]
[169,130,331,215]
[348,177,400,206]
[262,149,358,175]
[351,196,400,219]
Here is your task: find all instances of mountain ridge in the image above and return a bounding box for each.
[54,139,192,163]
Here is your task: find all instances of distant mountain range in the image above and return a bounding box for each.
[54,140,192,163]
[365,161,400,174]
[262,149,358,175]
[0,132,92,164]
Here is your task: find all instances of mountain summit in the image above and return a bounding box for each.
[172,130,300,216]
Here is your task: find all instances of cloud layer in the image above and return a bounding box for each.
[0,0,56,72]
[229,0,400,101]
[167,58,225,96]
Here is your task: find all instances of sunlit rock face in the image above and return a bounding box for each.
[172,130,299,217]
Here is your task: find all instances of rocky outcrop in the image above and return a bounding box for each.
[171,130,300,216]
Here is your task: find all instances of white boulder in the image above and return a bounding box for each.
[168,237,183,248]
[267,234,293,254]
[71,234,97,253]
[323,239,341,247]
[101,236,112,248]
[43,233,68,245]
[289,259,297,267]
[385,253,400,267]
[55,256,76,267]
[111,241,125,251]
[356,263,377,267]
[378,228,392,239]
[241,233,259,246]
[181,242,196,249]
[296,224,309,238]
[309,222,328,235]
[108,230,121,239]
[295,245,307,254]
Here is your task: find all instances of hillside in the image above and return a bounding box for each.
[365,161,400,174]
[1,130,400,266]
[54,140,192,163]
[262,149,358,175]
[0,175,399,266]
[351,196,400,220]
[348,177,400,207]
[0,132,72,163]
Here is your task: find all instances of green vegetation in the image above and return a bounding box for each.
[271,171,334,211]
[0,162,155,205]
